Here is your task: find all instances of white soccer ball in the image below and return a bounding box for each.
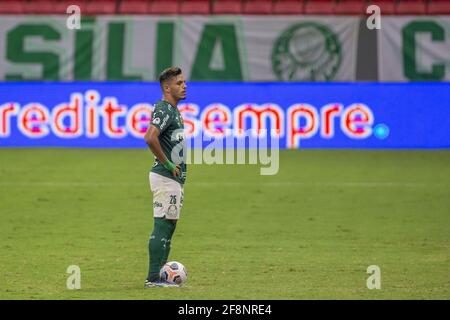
[160,261,188,285]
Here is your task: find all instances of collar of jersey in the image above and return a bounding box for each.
[161,99,176,109]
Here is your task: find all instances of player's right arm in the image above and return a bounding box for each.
[144,112,180,177]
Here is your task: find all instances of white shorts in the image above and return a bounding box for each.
[149,172,184,220]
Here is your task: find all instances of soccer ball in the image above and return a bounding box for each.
[160,261,188,285]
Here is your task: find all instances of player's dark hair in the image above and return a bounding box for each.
[159,67,182,88]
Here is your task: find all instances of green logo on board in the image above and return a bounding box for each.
[272,22,342,81]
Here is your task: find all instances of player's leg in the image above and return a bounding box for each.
[147,173,173,282]
[161,185,183,265]
[147,217,173,282]
[161,219,176,265]
[146,173,185,284]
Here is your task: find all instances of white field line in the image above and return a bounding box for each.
[0,181,447,188]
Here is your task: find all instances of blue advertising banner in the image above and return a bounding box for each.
[0,82,449,149]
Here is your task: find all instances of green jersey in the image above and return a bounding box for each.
[150,100,187,185]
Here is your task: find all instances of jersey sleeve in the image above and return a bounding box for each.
[150,102,173,133]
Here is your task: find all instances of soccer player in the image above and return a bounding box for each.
[143,67,187,288]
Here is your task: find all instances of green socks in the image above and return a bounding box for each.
[147,218,177,282]
[161,220,177,266]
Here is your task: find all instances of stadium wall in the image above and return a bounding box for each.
[1,15,450,81]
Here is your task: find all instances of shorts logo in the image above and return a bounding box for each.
[167,204,178,217]
[153,201,163,208]
[272,22,342,81]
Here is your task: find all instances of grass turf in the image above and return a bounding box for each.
[0,149,449,299]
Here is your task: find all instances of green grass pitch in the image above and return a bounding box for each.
[0,148,449,299]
